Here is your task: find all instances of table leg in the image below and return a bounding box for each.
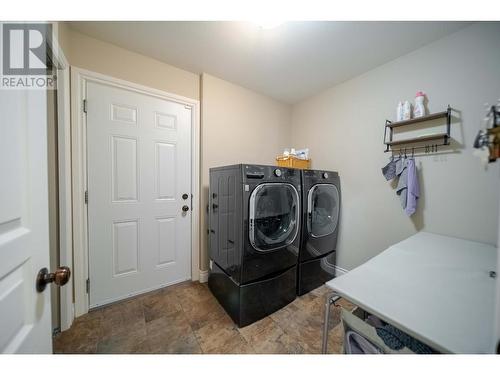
[322,292,340,354]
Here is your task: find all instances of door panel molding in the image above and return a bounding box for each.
[71,67,200,317]
[0,86,51,352]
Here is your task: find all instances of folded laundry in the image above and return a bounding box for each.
[365,314,385,328]
[376,324,434,354]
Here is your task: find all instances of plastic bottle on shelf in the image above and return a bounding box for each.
[396,101,404,121]
[295,148,309,160]
[403,100,412,120]
[413,91,426,118]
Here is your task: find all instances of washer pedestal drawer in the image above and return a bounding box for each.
[208,262,296,327]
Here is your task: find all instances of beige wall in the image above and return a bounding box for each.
[56,22,72,61]
[57,24,292,274]
[58,23,202,279]
[57,22,499,278]
[200,73,292,270]
[291,22,500,270]
[60,25,200,100]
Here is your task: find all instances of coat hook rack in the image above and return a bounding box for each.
[383,105,452,154]
[473,103,500,163]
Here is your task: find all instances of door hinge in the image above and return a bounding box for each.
[84,190,88,204]
[86,278,90,294]
[83,99,88,113]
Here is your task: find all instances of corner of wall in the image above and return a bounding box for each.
[54,22,72,64]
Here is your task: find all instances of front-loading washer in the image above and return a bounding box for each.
[208,164,300,327]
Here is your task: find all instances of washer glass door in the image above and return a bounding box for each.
[249,183,299,251]
[307,184,340,238]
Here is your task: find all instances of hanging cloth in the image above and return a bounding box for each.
[395,157,408,209]
[381,156,398,181]
[405,158,420,216]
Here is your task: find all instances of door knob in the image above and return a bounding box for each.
[182,205,190,212]
[182,193,189,200]
[36,266,71,293]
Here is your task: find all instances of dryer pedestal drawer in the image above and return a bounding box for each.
[208,262,296,327]
[297,251,336,296]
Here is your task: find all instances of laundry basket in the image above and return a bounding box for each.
[276,155,311,169]
[341,307,417,354]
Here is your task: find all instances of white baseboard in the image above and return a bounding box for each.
[60,303,75,332]
[334,266,349,277]
[199,269,209,283]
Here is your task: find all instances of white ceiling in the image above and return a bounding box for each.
[69,21,470,103]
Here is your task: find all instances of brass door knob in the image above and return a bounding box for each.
[36,266,71,293]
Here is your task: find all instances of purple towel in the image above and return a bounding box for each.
[405,158,419,216]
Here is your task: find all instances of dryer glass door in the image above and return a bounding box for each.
[249,183,299,252]
[307,184,340,238]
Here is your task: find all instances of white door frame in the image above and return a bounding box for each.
[51,26,74,331]
[71,67,200,317]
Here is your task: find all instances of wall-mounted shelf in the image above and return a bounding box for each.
[385,133,449,147]
[386,110,449,128]
[384,105,452,153]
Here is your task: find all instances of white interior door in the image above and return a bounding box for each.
[87,81,192,308]
[0,88,52,353]
[495,183,500,353]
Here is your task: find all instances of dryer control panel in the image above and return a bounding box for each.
[243,164,300,183]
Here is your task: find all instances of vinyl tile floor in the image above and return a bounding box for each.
[53,281,354,354]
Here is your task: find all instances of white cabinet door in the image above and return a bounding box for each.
[0,88,52,353]
[87,81,192,308]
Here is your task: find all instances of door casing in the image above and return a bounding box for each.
[71,67,200,317]
[53,27,74,332]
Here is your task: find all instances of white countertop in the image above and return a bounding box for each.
[326,232,497,353]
